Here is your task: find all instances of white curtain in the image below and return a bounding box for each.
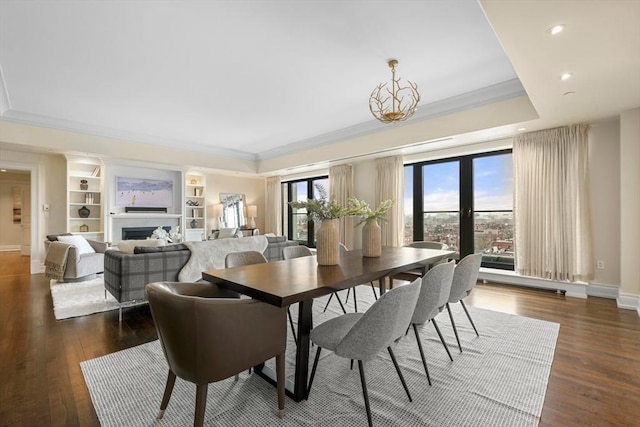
[375,156,404,247]
[265,176,282,235]
[513,124,593,282]
[329,164,355,249]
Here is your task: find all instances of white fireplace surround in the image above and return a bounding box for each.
[108,214,181,244]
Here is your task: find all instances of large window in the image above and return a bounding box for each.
[285,176,328,247]
[405,150,514,269]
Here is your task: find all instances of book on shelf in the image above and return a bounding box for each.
[91,166,100,177]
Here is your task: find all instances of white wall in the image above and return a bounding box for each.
[206,173,266,234]
[620,108,640,299]
[589,118,621,286]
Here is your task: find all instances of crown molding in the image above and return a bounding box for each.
[0,65,11,115]
[0,78,525,164]
[256,79,526,161]
[0,110,258,161]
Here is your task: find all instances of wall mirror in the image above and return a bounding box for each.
[219,193,246,228]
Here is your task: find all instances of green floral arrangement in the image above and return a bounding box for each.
[288,184,348,222]
[346,198,394,226]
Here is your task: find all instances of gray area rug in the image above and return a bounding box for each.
[50,275,144,320]
[81,286,559,426]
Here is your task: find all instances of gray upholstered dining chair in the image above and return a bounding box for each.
[339,243,380,312]
[306,278,422,427]
[146,281,287,426]
[389,240,450,288]
[410,260,456,385]
[225,251,299,346]
[446,252,483,352]
[282,245,313,259]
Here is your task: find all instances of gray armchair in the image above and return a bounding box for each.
[44,235,106,282]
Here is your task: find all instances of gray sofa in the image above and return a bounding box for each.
[44,234,107,282]
[104,235,299,316]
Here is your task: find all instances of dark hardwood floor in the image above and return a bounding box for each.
[1,252,638,426]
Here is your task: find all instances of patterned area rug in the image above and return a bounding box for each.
[81,286,559,426]
[50,275,144,320]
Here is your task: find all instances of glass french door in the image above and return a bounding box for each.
[406,150,514,269]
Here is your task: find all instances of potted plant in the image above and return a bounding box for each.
[346,198,394,257]
[289,185,348,265]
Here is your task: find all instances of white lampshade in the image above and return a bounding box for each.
[247,205,257,218]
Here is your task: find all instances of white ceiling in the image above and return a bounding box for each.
[0,0,638,174]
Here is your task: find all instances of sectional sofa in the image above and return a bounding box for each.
[104,235,299,319]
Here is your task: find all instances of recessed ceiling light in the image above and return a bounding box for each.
[517,127,527,132]
[561,73,572,80]
[548,24,565,35]
[563,91,575,96]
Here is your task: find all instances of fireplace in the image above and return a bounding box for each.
[122,226,170,240]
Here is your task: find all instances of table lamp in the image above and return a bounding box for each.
[247,205,257,229]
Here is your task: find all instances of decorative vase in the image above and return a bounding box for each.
[316,218,340,266]
[78,205,90,218]
[80,179,88,191]
[362,219,382,257]
[190,219,198,229]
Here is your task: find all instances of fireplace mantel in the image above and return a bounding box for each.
[107,214,182,243]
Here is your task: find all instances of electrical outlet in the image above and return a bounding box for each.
[596,260,605,270]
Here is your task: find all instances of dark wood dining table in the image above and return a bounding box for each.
[202,245,454,402]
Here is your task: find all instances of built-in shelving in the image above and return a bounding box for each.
[184,172,206,241]
[66,156,104,240]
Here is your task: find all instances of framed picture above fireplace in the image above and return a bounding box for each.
[116,176,173,207]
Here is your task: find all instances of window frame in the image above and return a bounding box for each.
[284,175,328,248]
[406,149,514,270]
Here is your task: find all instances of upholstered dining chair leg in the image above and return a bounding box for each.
[387,347,413,401]
[194,384,208,427]
[287,307,298,346]
[357,360,373,427]
[345,288,350,304]
[276,352,285,418]
[335,293,347,314]
[459,300,479,337]
[353,287,358,312]
[157,370,177,420]
[322,294,334,312]
[431,319,453,361]
[412,324,432,386]
[446,303,463,353]
[306,347,322,399]
[369,282,378,300]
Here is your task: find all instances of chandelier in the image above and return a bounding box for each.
[369,59,420,123]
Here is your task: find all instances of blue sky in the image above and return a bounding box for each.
[404,154,513,212]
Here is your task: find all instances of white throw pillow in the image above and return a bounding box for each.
[57,235,96,255]
[117,239,167,254]
[217,227,238,239]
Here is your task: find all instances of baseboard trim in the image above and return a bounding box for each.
[617,293,640,316]
[587,282,620,299]
[478,268,587,298]
[33,261,45,274]
[0,245,21,252]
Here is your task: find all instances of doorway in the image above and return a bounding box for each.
[0,160,40,274]
[0,168,31,273]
